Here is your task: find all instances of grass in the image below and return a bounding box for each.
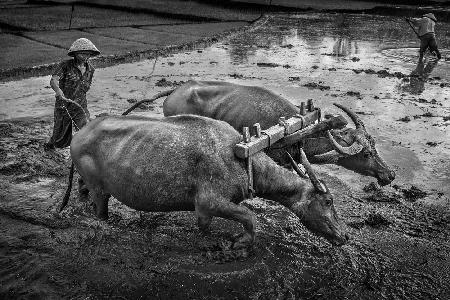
[0,5,194,31]
[57,0,261,22]
[21,30,150,56]
[0,33,66,70]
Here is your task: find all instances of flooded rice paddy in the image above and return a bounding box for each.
[1,13,449,299]
[2,13,449,201]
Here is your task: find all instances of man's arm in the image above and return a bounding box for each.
[408,17,421,26]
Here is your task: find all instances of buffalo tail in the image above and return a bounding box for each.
[122,89,175,116]
[59,161,74,212]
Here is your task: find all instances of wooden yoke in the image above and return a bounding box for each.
[235,100,348,197]
[235,100,324,159]
[235,100,345,199]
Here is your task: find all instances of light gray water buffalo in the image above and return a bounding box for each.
[62,114,348,247]
[163,80,395,186]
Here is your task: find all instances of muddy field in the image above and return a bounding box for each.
[1,13,450,299]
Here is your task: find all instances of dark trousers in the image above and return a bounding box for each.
[419,33,441,60]
[46,97,89,196]
[47,99,88,149]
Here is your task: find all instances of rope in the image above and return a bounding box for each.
[406,19,419,38]
[61,103,81,131]
[59,97,89,131]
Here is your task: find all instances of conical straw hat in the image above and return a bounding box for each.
[68,38,100,57]
[423,13,437,22]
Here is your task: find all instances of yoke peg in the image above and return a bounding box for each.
[307,99,314,112]
[254,123,261,138]
[300,102,306,115]
[243,127,251,143]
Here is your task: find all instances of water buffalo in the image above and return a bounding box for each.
[62,114,348,247]
[162,80,395,186]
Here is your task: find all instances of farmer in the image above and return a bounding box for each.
[406,13,441,62]
[44,38,100,150]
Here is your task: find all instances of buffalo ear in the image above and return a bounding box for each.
[327,131,363,156]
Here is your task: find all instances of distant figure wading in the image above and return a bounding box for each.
[406,13,441,62]
[44,38,100,150]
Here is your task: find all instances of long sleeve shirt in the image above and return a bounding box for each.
[52,59,95,111]
[410,17,435,37]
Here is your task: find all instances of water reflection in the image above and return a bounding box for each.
[398,59,438,95]
[224,13,391,64]
[332,14,356,57]
[226,25,295,64]
[332,38,359,56]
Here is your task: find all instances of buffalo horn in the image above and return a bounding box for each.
[285,151,308,178]
[327,131,363,156]
[333,103,366,130]
[299,148,327,193]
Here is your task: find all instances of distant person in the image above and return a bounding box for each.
[44,38,100,150]
[406,13,441,62]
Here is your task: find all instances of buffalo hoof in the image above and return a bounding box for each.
[96,213,108,221]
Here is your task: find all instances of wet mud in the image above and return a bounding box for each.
[1,13,450,299]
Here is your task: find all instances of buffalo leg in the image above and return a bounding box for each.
[77,177,89,202]
[91,188,110,220]
[78,177,88,194]
[195,194,256,248]
[196,212,212,233]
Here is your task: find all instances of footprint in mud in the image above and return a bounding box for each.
[348,211,392,229]
[200,237,253,264]
[154,78,185,87]
[396,185,428,202]
[364,212,392,228]
[362,182,400,203]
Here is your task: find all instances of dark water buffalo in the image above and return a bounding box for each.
[163,80,395,186]
[64,114,348,247]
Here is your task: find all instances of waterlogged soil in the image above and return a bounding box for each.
[1,13,450,299]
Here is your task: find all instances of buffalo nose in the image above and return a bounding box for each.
[378,171,395,186]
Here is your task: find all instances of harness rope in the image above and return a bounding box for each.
[61,101,82,131]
